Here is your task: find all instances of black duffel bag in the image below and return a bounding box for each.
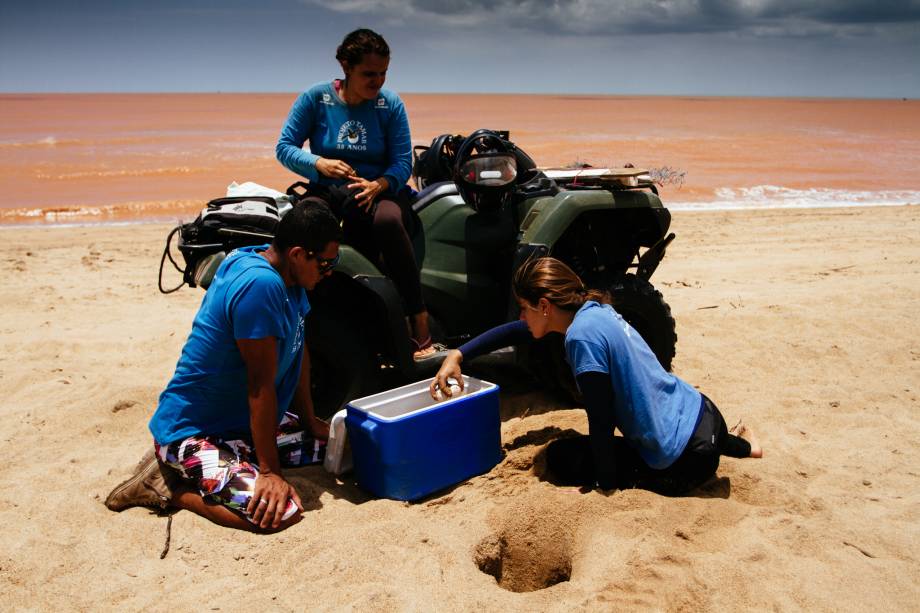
[158,196,280,293]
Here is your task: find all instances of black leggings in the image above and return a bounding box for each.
[546,397,751,496]
[303,186,424,315]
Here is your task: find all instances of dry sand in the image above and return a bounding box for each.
[0,205,918,610]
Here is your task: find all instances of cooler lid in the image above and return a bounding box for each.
[346,375,497,422]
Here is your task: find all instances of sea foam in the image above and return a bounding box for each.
[670,186,920,211]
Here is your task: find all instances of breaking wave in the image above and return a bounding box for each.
[670,186,920,211]
[34,167,197,180]
[0,200,201,226]
[1,186,917,227]
[0,136,84,148]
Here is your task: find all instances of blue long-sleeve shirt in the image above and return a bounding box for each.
[276,81,412,194]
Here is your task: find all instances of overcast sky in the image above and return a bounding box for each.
[1,0,918,97]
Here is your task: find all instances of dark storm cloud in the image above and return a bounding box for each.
[3,1,917,94]
[766,0,920,23]
[312,0,920,36]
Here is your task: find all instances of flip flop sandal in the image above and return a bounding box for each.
[729,418,744,435]
[411,336,448,361]
[411,335,432,352]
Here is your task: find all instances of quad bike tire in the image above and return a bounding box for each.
[306,308,380,419]
[606,273,677,372]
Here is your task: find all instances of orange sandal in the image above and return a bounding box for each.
[411,336,447,361]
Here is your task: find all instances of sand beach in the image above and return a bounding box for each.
[1,203,917,610]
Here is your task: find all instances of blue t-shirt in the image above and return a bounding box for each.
[565,301,702,469]
[275,81,412,193]
[149,245,311,445]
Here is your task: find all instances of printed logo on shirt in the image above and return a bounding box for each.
[615,312,634,338]
[336,120,368,151]
[292,316,305,355]
[320,92,333,106]
[376,97,387,108]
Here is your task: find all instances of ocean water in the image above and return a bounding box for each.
[1,93,918,224]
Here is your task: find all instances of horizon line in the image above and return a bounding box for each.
[0,91,914,102]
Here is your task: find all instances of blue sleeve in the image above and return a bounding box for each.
[381,95,412,191]
[226,271,288,341]
[276,91,321,181]
[566,338,609,376]
[457,320,531,360]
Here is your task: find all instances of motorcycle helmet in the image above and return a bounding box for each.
[453,129,523,212]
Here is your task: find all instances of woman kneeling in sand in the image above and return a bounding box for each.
[431,257,761,495]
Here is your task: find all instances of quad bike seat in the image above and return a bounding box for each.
[412,181,458,214]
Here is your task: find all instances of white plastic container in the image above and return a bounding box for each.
[323,409,353,475]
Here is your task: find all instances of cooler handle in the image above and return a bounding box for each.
[360,419,378,442]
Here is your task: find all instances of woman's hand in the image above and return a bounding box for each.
[429,349,465,399]
[316,157,355,179]
[347,176,389,211]
[247,472,303,530]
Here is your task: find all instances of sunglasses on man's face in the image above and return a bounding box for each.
[309,252,340,274]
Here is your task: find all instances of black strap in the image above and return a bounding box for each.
[158,225,187,294]
[285,181,311,202]
[206,195,278,213]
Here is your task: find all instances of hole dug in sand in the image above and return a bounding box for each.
[474,527,573,593]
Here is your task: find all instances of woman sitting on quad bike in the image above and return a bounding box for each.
[276,28,436,359]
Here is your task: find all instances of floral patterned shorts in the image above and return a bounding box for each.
[155,412,325,523]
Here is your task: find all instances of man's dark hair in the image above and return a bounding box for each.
[336,28,390,67]
[273,202,342,254]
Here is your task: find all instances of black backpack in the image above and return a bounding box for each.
[158,196,281,293]
[412,131,537,191]
[412,133,465,189]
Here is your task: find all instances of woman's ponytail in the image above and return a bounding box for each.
[512,257,610,311]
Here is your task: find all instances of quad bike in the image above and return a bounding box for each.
[162,130,677,418]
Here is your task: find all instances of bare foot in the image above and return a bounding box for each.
[731,420,763,458]
[413,344,437,360]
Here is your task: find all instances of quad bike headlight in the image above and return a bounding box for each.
[458,153,517,187]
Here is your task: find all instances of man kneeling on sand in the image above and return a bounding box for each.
[106,203,341,532]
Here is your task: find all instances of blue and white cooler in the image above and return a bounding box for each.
[345,376,501,501]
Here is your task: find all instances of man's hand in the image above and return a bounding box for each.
[247,472,303,530]
[347,176,388,211]
[316,157,355,179]
[237,336,294,530]
[307,415,330,440]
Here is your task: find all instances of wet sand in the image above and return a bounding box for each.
[0,205,917,610]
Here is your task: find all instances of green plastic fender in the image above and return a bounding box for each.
[333,245,383,278]
[520,189,664,247]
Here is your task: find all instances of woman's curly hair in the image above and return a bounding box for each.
[336,29,390,67]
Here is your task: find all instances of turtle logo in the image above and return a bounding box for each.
[336,121,367,151]
[346,127,360,145]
